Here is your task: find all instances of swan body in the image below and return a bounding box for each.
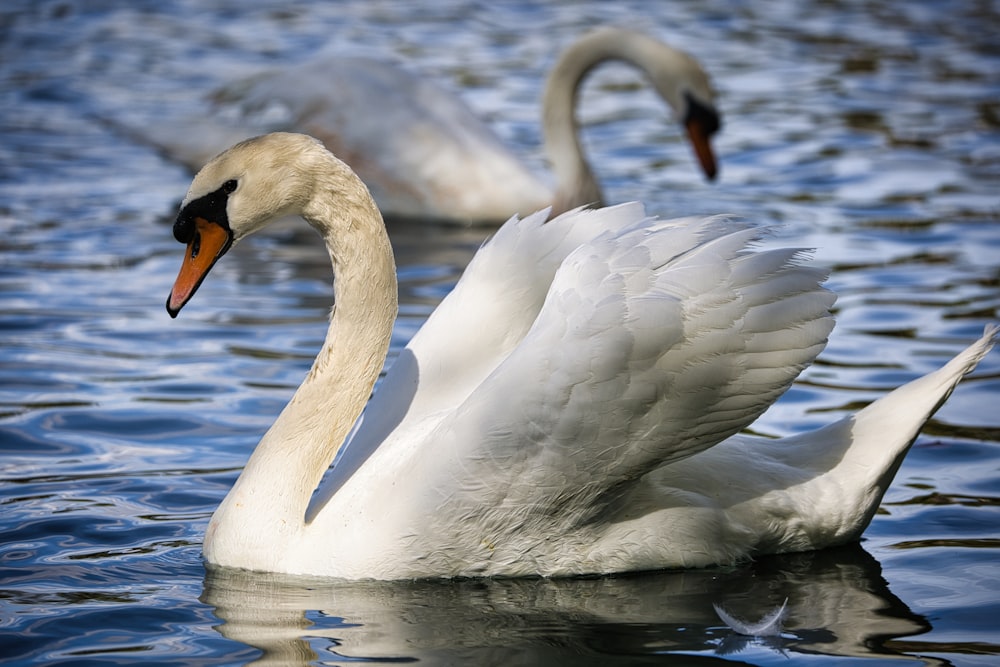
[147,28,720,224]
[168,133,996,579]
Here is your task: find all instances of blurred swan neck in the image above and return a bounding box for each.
[542,28,700,215]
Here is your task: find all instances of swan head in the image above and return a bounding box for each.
[645,47,721,180]
[680,90,720,180]
[549,27,723,183]
[166,132,331,317]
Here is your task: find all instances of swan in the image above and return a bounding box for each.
[145,27,720,224]
[167,133,996,579]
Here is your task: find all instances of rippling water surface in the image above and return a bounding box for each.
[2,1,999,665]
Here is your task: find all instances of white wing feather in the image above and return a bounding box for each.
[407,215,834,528]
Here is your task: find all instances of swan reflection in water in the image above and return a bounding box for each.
[201,544,943,666]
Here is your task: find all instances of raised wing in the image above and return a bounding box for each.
[313,203,652,513]
[414,215,835,523]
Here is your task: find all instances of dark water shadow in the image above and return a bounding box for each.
[201,544,941,666]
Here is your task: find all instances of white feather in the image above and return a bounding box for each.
[714,598,789,637]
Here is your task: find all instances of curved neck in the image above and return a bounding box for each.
[208,157,397,558]
[542,28,699,216]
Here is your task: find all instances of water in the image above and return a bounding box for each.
[1,0,998,664]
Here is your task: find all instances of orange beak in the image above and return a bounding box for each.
[685,117,718,181]
[167,217,231,318]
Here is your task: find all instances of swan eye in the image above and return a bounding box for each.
[222,179,238,194]
[190,231,201,259]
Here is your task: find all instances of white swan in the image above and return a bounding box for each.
[167,133,996,579]
[146,27,719,224]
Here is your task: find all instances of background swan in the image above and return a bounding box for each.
[144,27,720,224]
[167,133,995,579]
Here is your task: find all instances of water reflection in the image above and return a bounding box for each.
[203,544,938,665]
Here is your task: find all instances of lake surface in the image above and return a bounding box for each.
[1,0,998,664]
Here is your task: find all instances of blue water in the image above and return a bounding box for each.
[2,0,999,664]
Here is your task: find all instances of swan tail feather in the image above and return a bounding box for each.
[762,324,998,550]
[847,324,997,479]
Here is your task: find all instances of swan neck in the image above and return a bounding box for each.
[211,156,397,554]
[542,29,698,215]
